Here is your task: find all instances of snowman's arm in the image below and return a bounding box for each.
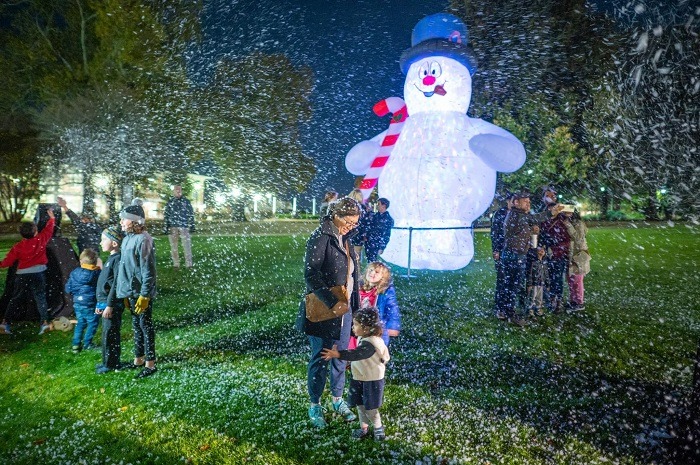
[468,119,526,173]
[368,130,388,144]
[345,130,388,176]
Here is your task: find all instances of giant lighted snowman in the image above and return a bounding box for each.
[345,13,525,270]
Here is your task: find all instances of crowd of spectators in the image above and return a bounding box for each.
[491,186,590,326]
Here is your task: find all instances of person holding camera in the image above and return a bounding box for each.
[539,187,570,314]
[502,190,563,326]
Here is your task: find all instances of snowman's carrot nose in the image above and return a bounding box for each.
[423,75,436,86]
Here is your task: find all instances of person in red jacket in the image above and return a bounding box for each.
[0,208,56,335]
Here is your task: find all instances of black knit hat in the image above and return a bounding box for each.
[119,199,145,225]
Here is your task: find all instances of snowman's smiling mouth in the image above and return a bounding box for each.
[415,83,447,97]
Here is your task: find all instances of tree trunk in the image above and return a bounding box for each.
[599,189,610,215]
[105,181,118,224]
[644,190,659,220]
[121,183,134,207]
[612,192,621,211]
[82,171,95,217]
[231,197,247,222]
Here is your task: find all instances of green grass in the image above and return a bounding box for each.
[0,224,698,464]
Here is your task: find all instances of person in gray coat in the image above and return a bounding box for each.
[117,200,158,379]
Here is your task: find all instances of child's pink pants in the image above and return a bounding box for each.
[568,274,584,305]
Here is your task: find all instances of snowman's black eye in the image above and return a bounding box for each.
[418,62,430,77]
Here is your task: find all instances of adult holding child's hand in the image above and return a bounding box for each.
[296,196,362,429]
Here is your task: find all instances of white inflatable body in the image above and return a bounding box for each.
[346,17,526,270]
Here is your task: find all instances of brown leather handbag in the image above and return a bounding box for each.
[305,285,349,322]
[305,242,352,323]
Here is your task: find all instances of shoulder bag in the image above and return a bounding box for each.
[305,241,352,323]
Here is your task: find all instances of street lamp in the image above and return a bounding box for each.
[253,194,263,213]
[214,193,227,206]
[95,176,109,190]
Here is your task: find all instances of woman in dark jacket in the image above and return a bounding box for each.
[298,197,362,428]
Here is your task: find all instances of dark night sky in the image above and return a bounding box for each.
[187,0,697,206]
[188,0,449,204]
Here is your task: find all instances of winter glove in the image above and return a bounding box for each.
[134,296,150,315]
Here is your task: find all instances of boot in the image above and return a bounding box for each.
[551,297,563,314]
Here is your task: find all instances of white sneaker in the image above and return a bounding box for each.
[38,323,51,335]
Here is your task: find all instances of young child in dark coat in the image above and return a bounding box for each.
[527,247,549,317]
[65,248,101,352]
[57,196,102,256]
[95,226,124,374]
[322,306,390,441]
[365,198,394,262]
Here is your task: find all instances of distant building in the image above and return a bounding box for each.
[38,172,209,222]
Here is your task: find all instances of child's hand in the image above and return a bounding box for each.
[47,208,55,219]
[133,296,150,315]
[388,329,400,337]
[321,344,340,361]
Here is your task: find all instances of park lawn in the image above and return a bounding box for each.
[0,224,698,464]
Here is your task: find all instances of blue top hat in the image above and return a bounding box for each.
[399,13,478,76]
